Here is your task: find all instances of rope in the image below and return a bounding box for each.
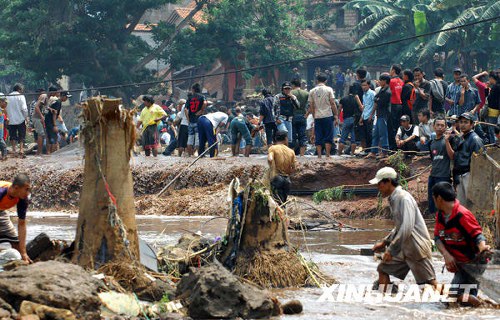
[156,139,220,197]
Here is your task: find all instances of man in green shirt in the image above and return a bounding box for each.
[291,78,309,156]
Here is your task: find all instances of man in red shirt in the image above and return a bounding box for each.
[0,173,32,263]
[432,181,491,306]
[471,71,489,112]
[389,64,404,150]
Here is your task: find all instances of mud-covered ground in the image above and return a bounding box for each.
[0,143,432,219]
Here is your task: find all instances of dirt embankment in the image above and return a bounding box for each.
[0,154,432,219]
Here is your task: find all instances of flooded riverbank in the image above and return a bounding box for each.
[19,213,499,319]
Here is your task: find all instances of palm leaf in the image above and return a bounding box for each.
[481,1,500,19]
[356,15,406,48]
[344,0,397,12]
[418,34,439,62]
[436,7,483,46]
[353,13,384,32]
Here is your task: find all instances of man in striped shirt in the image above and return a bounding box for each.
[0,173,32,263]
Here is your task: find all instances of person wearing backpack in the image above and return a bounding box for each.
[401,70,416,123]
[429,68,448,117]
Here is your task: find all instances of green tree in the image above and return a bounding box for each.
[0,0,177,90]
[345,0,499,71]
[167,0,313,83]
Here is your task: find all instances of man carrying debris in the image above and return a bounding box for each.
[198,106,229,158]
[371,167,437,290]
[229,107,252,157]
[136,95,167,157]
[0,173,32,263]
[432,181,491,306]
[268,130,296,204]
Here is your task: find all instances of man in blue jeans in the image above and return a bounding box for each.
[427,116,453,215]
[367,74,392,159]
[274,82,299,146]
[338,85,362,155]
[198,107,229,158]
[308,73,339,158]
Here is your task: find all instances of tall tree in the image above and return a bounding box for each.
[167,0,312,80]
[0,0,177,88]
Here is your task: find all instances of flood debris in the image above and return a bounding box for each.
[158,233,220,276]
[97,261,174,302]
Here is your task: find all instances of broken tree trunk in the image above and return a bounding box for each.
[221,181,323,288]
[73,98,139,269]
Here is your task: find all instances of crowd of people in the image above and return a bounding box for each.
[0,85,80,159]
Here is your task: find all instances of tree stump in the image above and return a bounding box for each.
[73,98,139,269]
[222,182,317,288]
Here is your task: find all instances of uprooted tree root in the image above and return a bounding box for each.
[233,250,334,288]
[97,261,152,293]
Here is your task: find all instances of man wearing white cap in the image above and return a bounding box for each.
[370,167,437,290]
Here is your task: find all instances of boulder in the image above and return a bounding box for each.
[176,262,277,319]
[0,298,15,320]
[0,261,101,319]
[19,301,76,320]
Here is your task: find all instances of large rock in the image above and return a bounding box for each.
[19,301,76,320]
[176,262,277,319]
[0,261,101,319]
[0,298,15,319]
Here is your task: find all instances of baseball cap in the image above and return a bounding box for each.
[458,112,474,121]
[400,115,410,122]
[453,67,462,74]
[61,91,72,98]
[178,99,186,105]
[369,167,398,185]
[282,81,292,89]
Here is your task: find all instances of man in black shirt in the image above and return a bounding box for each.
[429,68,448,116]
[447,112,484,205]
[428,116,452,215]
[45,86,62,154]
[367,74,392,159]
[259,89,277,146]
[401,70,415,122]
[413,68,431,124]
[185,83,207,156]
[338,85,362,155]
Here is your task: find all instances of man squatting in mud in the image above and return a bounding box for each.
[370,167,438,290]
[0,173,32,263]
[268,130,296,204]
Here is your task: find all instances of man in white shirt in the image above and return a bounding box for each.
[198,106,229,157]
[308,73,339,158]
[6,84,28,157]
[175,99,189,156]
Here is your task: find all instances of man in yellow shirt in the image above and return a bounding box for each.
[268,130,296,204]
[136,95,167,157]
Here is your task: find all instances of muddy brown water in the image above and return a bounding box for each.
[13,213,498,319]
